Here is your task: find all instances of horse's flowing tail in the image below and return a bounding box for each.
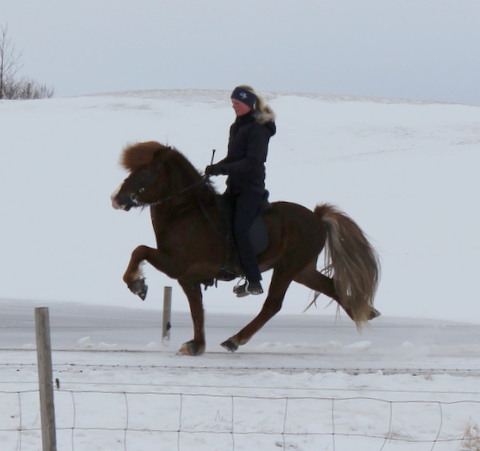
[315,203,380,328]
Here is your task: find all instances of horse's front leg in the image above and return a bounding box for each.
[177,280,206,356]
[123,245,162,300]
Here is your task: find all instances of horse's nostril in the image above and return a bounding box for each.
[111,198,122,210]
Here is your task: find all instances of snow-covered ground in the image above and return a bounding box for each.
[1,90,480,450]
[2,300,480,450]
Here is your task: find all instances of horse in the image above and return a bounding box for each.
[110,141,380,356]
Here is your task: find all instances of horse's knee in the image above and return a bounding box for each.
[124,246,151,279]
[131,245,150,260]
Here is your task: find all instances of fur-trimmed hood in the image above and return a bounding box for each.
[254,106,276,137]
[254,105,276,125]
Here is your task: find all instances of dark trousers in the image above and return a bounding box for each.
[231,191,264,283]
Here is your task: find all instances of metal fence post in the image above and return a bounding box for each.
[35,307,57,451]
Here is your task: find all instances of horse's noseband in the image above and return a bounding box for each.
[130,190,147,206]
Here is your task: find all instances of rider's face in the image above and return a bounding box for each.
[231,99,252,117]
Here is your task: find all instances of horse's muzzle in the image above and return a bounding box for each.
[110,187,130,211]
[111,197,126,210]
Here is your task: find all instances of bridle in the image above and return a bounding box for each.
[123,152,221,235]
[123,162,225,248]
[126,162,210,207]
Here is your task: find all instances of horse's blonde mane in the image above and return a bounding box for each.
[120,141,173,172]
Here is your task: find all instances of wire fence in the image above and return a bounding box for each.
[3,306,480,450]
[2,387,480,451]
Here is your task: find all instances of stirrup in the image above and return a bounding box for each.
[233,278,247,296]
[233,279,263,298]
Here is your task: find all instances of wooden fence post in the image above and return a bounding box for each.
[35,307,57,451]
[163,286,172,342]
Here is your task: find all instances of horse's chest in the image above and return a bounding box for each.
[153,219,201,252]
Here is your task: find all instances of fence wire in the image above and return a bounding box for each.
[1,388,480,450]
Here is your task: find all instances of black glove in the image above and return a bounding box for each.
[205,164,225,176]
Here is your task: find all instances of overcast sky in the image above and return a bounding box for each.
[2,0,480,104]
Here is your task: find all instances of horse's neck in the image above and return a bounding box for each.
[151,188,219,222]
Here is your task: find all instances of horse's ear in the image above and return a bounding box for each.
[151,147,176,172]
[151,150,164,168]
[156,146,177,164]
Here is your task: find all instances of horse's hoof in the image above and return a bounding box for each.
[128,278,148,300]
[177,340,204,356]
[369,307,381,320]
[221,339,238,353]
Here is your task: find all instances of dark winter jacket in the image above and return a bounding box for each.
[214,109,276,194]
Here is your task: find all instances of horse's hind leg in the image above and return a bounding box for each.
[221,269,293,352]
[294,263,380,321]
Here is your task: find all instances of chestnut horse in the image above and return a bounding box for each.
[111,141,380,356]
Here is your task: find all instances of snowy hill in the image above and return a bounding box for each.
[1,90,479,324]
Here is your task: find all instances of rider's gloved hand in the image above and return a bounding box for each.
[205,164,226,176]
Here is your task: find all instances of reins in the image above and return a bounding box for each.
[130,149,217,208]
[128,150,225,240]
[144,176,209,207]
[146,172,225,239]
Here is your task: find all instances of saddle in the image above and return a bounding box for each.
[212,191,272,284]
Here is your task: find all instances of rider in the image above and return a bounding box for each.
[205,85,276,297]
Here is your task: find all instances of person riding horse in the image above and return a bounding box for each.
[206,86,276,297]
[112,140,380,355]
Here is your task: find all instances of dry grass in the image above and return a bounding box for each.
[462,423,480,450]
